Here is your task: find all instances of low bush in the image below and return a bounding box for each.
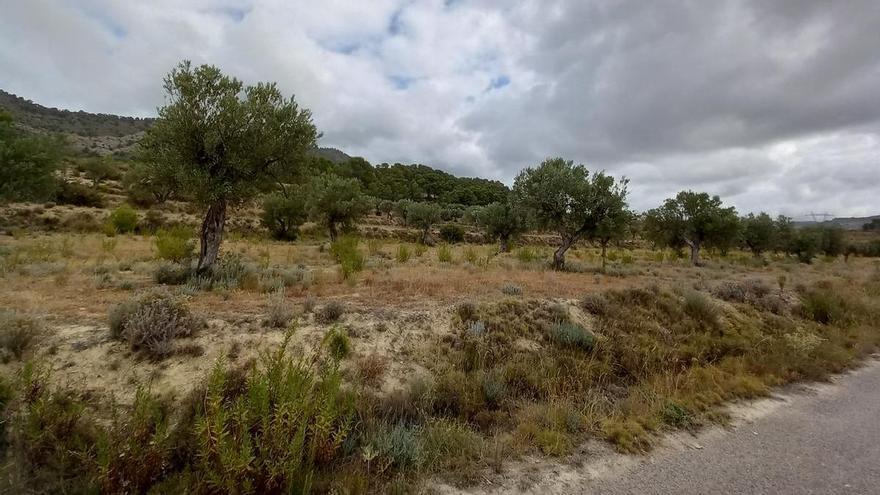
[800,289,849,326]
[373,423,424,470]
[153,262,191,285]
[107,290,199,359]
[439,225,465,244]
[316,301,345,324]
[355,354,388,388]
[54,180,104,208]
[501,283,522,296]
[154,227,194,262]
[682,290,722,332]
[0,310,45,362]
[548,322,594,351]
[323,327,351,360]
[107,204,139,234]
[265,289,294,328]
[4,335,357,494]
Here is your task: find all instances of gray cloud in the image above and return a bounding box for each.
[1,0,878,217]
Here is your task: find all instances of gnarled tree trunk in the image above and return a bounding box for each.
[498,235,510,253]
[197,199,227,273]
[552,235,575,270]
[685,238,702,266]
[601,242,608,271]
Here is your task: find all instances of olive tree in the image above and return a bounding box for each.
[473,200,530,253]
[261,192,307,241]
[742,212,776,257]
[513,158,629,270]
[306,174,371,240]
[589,206,634,270]
[0,111,63,203]
[140,61,317,272]
[644,191,739,266]
[405,202,442,244]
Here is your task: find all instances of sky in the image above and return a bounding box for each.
[1,0,878,217]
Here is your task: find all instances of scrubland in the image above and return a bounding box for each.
[1,209,879,493]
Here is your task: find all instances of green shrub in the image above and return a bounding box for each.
[661,402,694,428]
[153,262,192,285]
[548,322,594,351]
[373,423,423,470]
[330,235,364,280]
[154,227,194,262]
[107,290,199,359]
[54,180,104,207]
[683,290,722,331]
[800,290,848,325]
[0,310,45,362]
[191,336,355,493]
[323,327,351,360]
[261,193,306,241]
[107,204,139,234]
[438,225,465,244]
[5,364,101,492]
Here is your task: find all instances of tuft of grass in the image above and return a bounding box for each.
[265,289,294,328]
[437,244,453,263]
[501,283,523,296]
[682,290,722,332]
[515,246,538,263]
[602,418,651,453]
[355,354,388,388]
[373,423,423,470]
[396,244,411,263]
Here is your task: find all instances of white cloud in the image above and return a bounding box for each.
[0,0,878,216]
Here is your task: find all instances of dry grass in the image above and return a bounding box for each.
[1,227,880,493]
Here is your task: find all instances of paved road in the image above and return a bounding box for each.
[586,360,880,495]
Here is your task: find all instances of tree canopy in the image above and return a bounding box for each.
[140,61,318,271]
[0,111,64,204]
[513,157,629,269]
[472,200,531,253]
[306,174,371,240]
[644,191,739,265]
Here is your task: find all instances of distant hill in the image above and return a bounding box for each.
[794,215,880,231]
[312,147,352,164]
[0,90,153,137]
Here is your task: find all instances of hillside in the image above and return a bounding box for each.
[794,215,880,231]
[0,90,153,137]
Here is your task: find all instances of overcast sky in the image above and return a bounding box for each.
[1,0,878,217]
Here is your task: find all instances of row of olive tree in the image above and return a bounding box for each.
[136,62,859,273]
